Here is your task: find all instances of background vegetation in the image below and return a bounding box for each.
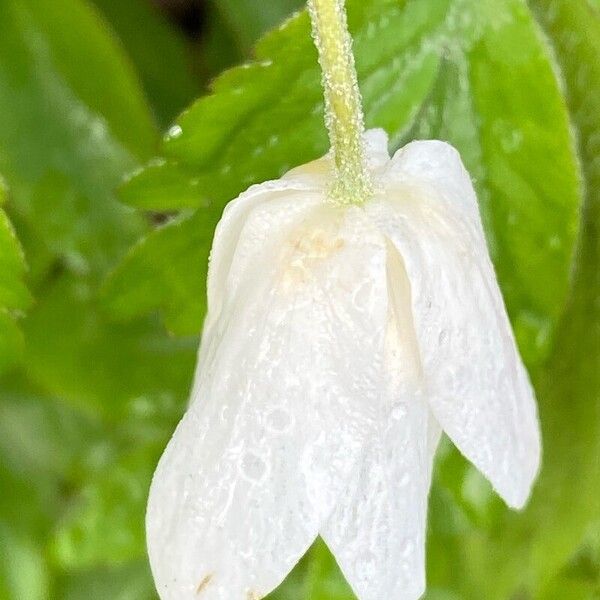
[0,0,598,598]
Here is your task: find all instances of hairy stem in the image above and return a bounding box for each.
[307,0,372,205]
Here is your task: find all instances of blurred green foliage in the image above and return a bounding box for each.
[0,177,31,374]
[91,0,201,125]
[0,0,598,599]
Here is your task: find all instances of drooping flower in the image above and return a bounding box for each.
[146,130,541,600]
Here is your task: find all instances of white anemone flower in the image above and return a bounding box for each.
[146,129,541,600]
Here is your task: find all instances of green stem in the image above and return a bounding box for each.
[307,0,372,205]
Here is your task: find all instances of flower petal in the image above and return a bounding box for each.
[322,406,440,600]
[147,195,389,599]
[321,246,441,600]
[202,128,389,345]
[369,140,541,509]
[202,176,321,345]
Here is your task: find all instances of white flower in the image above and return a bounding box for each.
[146,130,541,600]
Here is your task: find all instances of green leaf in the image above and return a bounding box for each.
[0,384,95,486]
[57,561,156,600]
[0,0,196,593]
[0,312,23,374]
[539,525,600,600]
[0,382,107,600]
[421,0,600,597]
[410,0,581,364]
[214,0,305,53]
[265,539,355,600]
[0,178,30,373]
[526,0,600,587]
[0,212,29,311]
[46,373,184,569]
[1,0,156,159]
[120,161,213,211]
[0,0,158,276]
[0,376,181,591]
[22,274,196,419]
[103,211,212,335]
[51,446,157,568]
[0,523,49,600]
[91,0,200,126]
[303,540,356,600]
[0,378,112,541]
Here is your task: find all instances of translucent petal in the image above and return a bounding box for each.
[369,140,541,509]
[147,196,389,600]
[322,245,441,600]
[202,176,322,346]
[322,406,440,600]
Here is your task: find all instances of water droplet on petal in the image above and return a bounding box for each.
[402,539,415,558]
[398,472,411,487]
[391,403,407,420]
[265,408,293,433]
[355,550,378,583]
[240,452,268,482]
[438,328,449,346]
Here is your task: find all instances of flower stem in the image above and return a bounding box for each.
[307,0,372,205]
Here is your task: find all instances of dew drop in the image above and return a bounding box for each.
[265,408,293,433]
[355,550,378,582]
[398,472,411,487]
[240,452,268,482]
[549,235,561,250]
[438,328,449,346]
[148,157,166,168]
[219,405,229,423]
[391,403,407,420]
[352,281,372,310]
[167,125,182,139]
[402,539,415,558]
[128,396,154,417]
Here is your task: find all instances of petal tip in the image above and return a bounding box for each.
[364,127,389,150]
[392,139,465,174]
[496,441,542,511]
[363,128,390,169]
[386,139,477,211]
